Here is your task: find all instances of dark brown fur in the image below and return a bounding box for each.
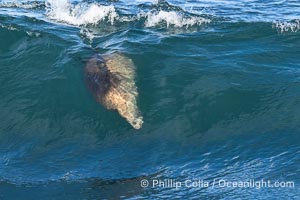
[85,54,112,104]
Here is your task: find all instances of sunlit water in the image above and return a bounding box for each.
[0,0,299,199]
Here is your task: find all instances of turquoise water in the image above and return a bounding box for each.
[0,0,300,199]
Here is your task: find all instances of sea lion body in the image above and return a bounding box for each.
[85,53,143,129]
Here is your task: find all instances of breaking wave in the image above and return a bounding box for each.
[44,0,210,28]
[140,10,210,28]
[1,0,211,29]
[45,0,118,26]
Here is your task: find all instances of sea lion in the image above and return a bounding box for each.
[85,53,143,129]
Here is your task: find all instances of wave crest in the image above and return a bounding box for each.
[44,0,210,28]
[45,0,118,26]
[2,0,211,29]
[141,10,210,28]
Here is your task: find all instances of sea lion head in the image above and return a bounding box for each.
[85,54,111,101]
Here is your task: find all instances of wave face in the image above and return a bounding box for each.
[0,0,300,199]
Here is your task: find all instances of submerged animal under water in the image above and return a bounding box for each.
[84,53,143,129]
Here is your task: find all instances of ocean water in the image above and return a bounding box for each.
[0,0,300,199]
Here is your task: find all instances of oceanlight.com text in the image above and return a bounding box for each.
[140,179,295,189]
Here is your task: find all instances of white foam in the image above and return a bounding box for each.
[45,0,118,26]
[141,10,210,28]
[79,28,94,42]
[273,20,300,33]
[0,1,43,9]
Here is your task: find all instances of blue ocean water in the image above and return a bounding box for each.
[0,0,299,199]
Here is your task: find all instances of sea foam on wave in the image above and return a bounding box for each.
[45,0,118,26]
[273,20,300,33]
[141,10,210,28]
